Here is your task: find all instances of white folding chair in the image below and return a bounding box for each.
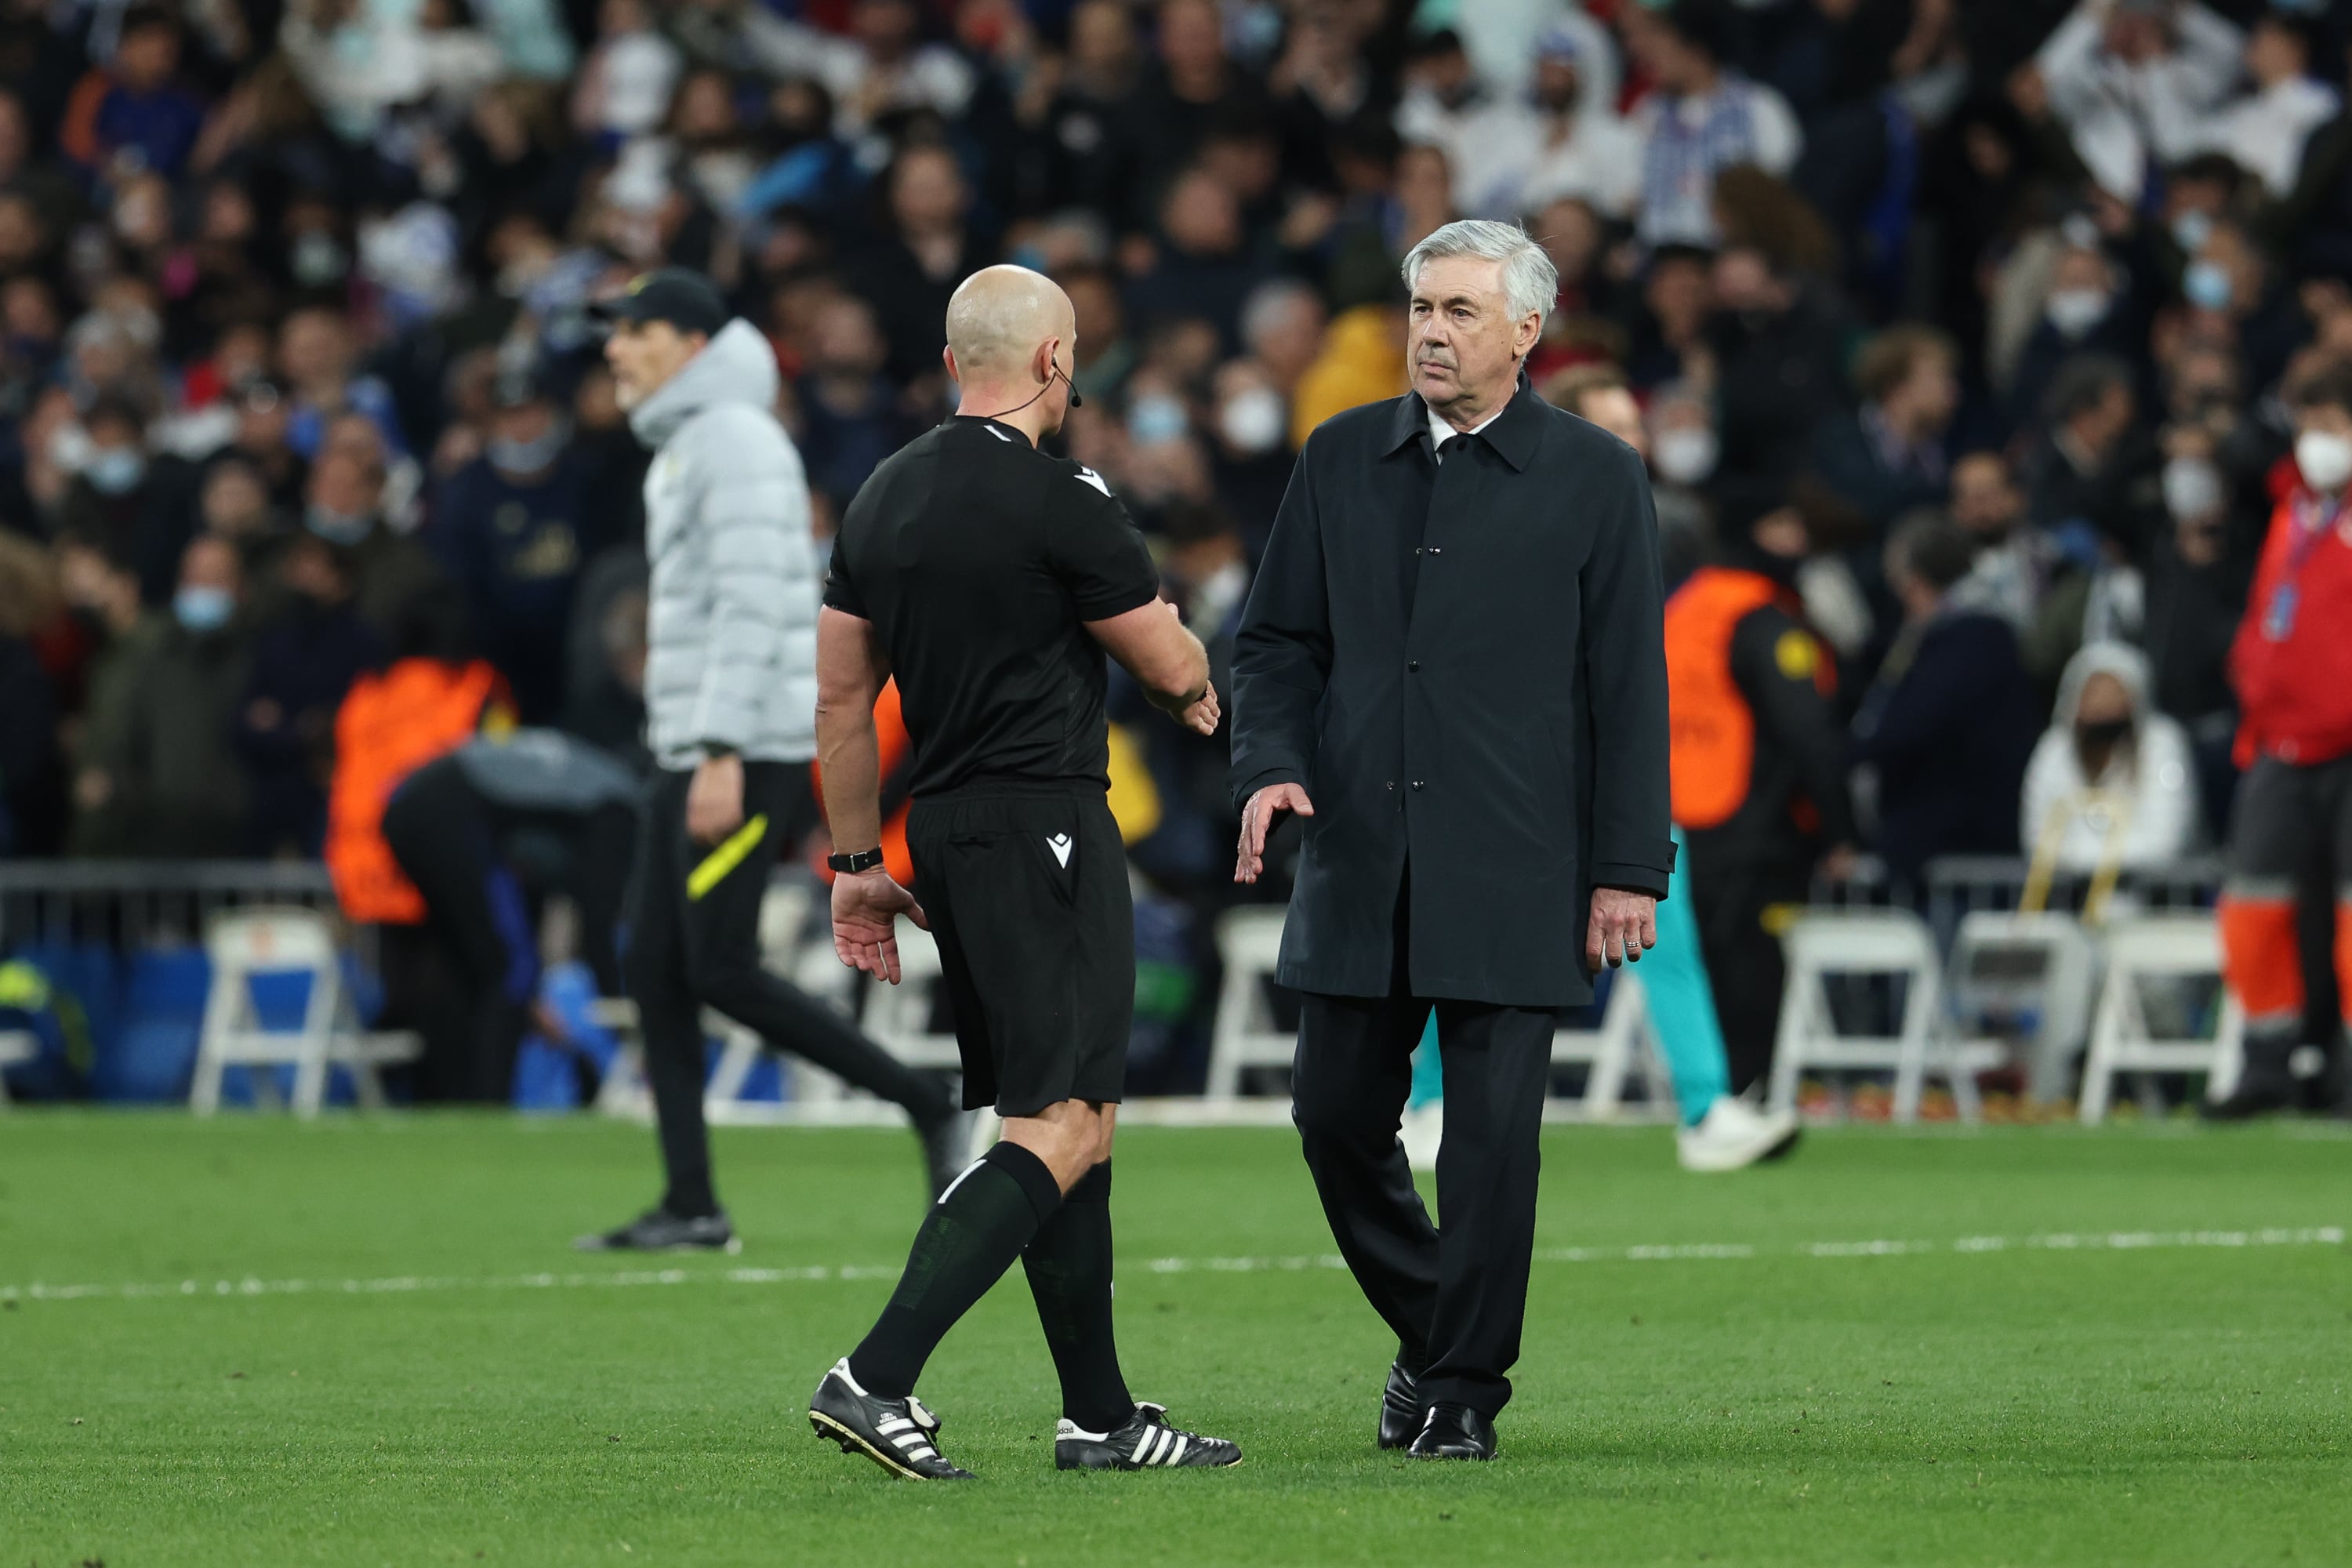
[2078,913,2244,1124]
[1944,910,2100,1104]
[191,906,420,1117]
[0,1029,34,1106]
[1550,971,1669,1118]
[1768,909,1987,1123]
[1205,906,1294,1100]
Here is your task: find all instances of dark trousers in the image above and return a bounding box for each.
[381,760,536,1103]
[1688,847,1811,1096]
[1291,884,1555,1418]
[622,761,949,1215]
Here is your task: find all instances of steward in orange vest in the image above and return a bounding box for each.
[325,655,513,924]
[1662,521,1854,1092]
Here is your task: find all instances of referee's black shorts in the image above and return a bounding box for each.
[906,786,1132,1117]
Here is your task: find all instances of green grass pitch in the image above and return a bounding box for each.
[2,1112,2347,1566]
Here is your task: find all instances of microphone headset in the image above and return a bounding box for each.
[975,351,1080,419]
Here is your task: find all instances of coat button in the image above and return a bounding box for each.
[1426,546,1443,555]
[1385,780,1396,791]
[1407,660,1420,673]
[1410,780,1425,791]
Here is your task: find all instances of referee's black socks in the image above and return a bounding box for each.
[848,1141,1063,1399]
[1022,1160,1135,1434]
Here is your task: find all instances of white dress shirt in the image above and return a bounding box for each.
[1429,404,1505,461]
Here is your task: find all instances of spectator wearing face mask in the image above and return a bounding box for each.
[52,395,202,611]
[235,533,386,858]
[1549,362,1711,594]
[70,533,252,859]
[2021,641,2201,874]
[1853,512,2042,883]
[430,368,588,723]
[307,448,448,645]
[1206,358,1292,558]
[2208,364,2352,1119]
[2006,239,2143,431]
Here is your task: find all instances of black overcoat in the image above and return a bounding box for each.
[1229,379,1674,1007]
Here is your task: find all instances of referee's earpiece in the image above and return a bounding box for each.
[1054,354,1083,408]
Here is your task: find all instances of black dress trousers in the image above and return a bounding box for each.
[1290,878,1555,1419]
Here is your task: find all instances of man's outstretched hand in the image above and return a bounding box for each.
[832,869,928,985]
[1587,887,1657,970]
[1234,782,1315,884]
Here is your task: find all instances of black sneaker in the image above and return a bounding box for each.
[920,1108,982,1200]
[809,1359,973,1480]
[573,1207,739,1253]
[1055,1403,1242,1471]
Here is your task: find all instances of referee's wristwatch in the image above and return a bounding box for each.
[827,847,887,875]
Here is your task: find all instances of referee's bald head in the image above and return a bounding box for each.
[946,265,1074,378]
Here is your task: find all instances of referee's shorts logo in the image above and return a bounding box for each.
[1047,833,1073,868]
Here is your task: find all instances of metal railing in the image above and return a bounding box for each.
[0,862,341,951]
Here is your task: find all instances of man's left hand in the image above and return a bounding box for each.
[1586,888,1657,970]
[832,869,929,985]
[686,752,745,844]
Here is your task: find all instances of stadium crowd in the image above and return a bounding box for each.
[3,0,2352,1091]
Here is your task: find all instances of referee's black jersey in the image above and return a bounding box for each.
[824,415,1160,798]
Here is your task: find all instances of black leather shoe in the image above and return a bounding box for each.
[1406,1402,1496,1461]
[1377,1362,1425,1450]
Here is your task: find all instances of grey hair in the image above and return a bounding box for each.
[1400,220,1558,328]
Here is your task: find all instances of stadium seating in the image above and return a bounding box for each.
[2077,913,2245,1124]
[1206,906,1294,1101]
[1944,910,2101,1103]
[189,906,421,1116]
[1768,909,1993,1123]
[0,1025,33,1105]
[1549,971,1669,1120]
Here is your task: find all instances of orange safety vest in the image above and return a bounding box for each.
[1663,567,1831,829]
[812,680,916,887]
[325,658,509,924]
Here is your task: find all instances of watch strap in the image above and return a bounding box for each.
[827,847,886,875]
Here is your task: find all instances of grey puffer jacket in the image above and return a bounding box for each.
[632,318,818,768]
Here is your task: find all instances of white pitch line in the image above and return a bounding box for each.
[0,1227,2339,1308]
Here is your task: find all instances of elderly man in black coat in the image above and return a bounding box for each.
[1229,220,1674,1462]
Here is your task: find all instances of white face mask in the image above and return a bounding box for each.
[2045,288,2111,339]
[1652,426,1718,487]
[1216,387,1286,455]
[2295,429,2352,494]
[2161,456,2223,521]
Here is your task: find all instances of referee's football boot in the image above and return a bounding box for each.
[1054,1402,1242,1471]
[808,1359,973,1480]
[574,1207,739,1253]
[1406,1402,1497,1461]
[1377,1360,1427,1450]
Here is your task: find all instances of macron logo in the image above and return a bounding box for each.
[1073,466,1111,496]
[1047,833,1073,868]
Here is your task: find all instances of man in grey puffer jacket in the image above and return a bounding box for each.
[581,269,965,1253]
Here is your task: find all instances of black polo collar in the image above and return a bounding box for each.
[952,413,1034,448]
[1381,372,1544,472]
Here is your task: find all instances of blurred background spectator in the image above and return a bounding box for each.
[2,0,2350,1094]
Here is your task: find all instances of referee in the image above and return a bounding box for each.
[580,269,969,1254]
[805,265,1242,1479]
